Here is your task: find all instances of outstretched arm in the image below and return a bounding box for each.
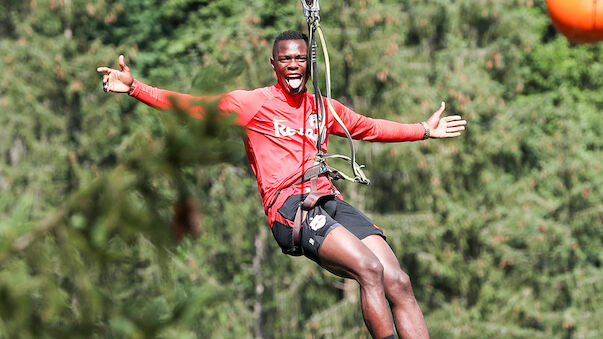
[97,55,209,116]
[329,100,466,142]
[96,55,263,125]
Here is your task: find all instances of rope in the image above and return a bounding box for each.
[302,0,370,185]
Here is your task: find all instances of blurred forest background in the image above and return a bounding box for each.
[0,0,601,338]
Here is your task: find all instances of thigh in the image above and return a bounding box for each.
[318,225,381,280]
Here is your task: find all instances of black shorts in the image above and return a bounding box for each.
[271,194,385,263]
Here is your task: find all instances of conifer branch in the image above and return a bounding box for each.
[0,208,69,265]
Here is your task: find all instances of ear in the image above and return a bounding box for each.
[270,57,275,71]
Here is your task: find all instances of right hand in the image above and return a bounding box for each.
[97,55,134,93]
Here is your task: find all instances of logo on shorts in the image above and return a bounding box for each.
[309,215,327,231]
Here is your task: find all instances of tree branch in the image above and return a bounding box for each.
[0,208,68,265]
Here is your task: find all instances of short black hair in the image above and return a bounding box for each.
[272,30,309,57]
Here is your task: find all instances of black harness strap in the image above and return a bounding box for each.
[292,179,335,255]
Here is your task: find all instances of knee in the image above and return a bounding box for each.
[356,256,384,286]
[385,269,414,296]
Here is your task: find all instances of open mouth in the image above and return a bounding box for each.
[286,75,303,90]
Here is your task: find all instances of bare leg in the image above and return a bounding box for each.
[362,235,429,339]
[319,226,395,338]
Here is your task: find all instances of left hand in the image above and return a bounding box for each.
[96,55,134,93]
[425,102,467,138]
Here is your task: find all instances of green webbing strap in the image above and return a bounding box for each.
[321,153,368,183]
[301,0,370,185]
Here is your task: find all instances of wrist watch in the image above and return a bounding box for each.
[421,121,430,139]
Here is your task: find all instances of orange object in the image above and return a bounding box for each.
[546,0,603,43]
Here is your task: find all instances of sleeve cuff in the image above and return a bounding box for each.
[128,79,141,97]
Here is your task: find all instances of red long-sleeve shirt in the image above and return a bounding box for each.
[129,80,425,226]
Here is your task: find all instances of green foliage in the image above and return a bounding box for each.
[0,0,601,338]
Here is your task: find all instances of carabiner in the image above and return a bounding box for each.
[301,0,320,24]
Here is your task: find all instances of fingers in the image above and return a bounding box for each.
[442,115,463,122]
[99,55,126,93]
[442,116,467,126]
[431,114,467,138]
[439,122,465,138]
[118,54,129,72]
[426,101,446,127]
[446,126,465,133]
[443,118,466,131]
[102,73,115,93]
[441,115,467,134]
[427,101,468,138]
[102,74,109,92]
[96,66,116,74]
[432,101,446,119]
[438,101,445,113]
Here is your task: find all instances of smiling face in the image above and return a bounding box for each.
[270,39,309,96]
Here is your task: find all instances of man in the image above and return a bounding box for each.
[97,30,466,339]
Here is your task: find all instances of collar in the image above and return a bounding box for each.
[274,82,308,108]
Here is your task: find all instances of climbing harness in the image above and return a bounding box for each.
[288,0,370,255]
[301,0,370,186]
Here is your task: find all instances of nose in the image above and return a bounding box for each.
[287,59,300,70]
[287,58,300,70]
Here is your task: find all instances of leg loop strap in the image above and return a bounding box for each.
[291,177,335,254]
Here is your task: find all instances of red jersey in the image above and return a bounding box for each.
[128,80,425,226]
